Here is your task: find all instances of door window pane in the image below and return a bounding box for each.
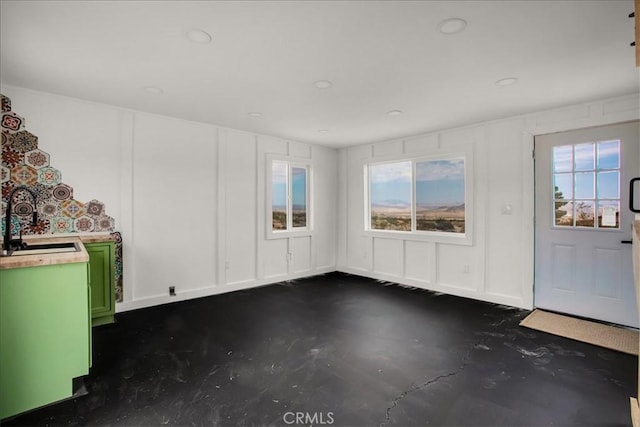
[555,201,573,227]
[574,143,595,171]
[291,167,307,228]
[415,159,465,233]
[597,171,619,199]
[574,172,594,199]
[575,200,595,228]
[553,145,573,172]
[554,173,573,200]
[598,200,619,228]
[597,140,619,170]
[272,162,288,230]
[370,161,412,231]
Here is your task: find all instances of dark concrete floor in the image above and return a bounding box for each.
[5,272,637,426]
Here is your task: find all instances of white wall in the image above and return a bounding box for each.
[337,94,640,309]
[1,85,338,311]
[3,84,638,312]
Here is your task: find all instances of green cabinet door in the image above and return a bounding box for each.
[85,242,115,326]
[0,262,90,419]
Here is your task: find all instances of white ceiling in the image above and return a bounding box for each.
[1,1,638,148]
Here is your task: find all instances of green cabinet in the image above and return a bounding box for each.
[85,241,116,326]
[0,262,91,420]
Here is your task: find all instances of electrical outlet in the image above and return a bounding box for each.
[169,286,176,296]
[463,265,470,274]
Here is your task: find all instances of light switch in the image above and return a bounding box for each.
[501,204,513,215]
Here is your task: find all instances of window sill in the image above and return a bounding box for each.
[266,229,314,240]
[362,229,472,246]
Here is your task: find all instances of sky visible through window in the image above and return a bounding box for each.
[370,160,465,207]
[291,167,306,210]
[272,164,306,209]
[272,162,288,210]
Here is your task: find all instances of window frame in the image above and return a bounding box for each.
[363,150,473,246]
[550,139,623,232]
[266,155,313,239]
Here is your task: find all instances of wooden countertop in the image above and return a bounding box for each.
[78,234,115,244]
[0,235,90,270]
[16,233,115,244]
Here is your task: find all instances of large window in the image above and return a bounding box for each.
[552,140,620,229]
[368,156,466,235]
[271,161,309,232]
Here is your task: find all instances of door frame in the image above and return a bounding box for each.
[527,113,640,311]
[532,121,639,326]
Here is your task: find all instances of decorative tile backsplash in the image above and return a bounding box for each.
[1,93,123,302]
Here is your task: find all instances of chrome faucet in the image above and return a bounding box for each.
[3,186,38,255]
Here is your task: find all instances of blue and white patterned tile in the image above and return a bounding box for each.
[50,216,74,234]
[37,167,62,186]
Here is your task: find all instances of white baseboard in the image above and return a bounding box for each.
[336,267,528,309]
[116,266,529,313]
[116,267,334,313]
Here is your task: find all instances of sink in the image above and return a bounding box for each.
[23,242,78,251]
[8,242,80,256]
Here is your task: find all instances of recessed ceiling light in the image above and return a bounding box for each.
[144,86,163,94]
[387,110,403,116]
[495,77,518,86]
[186,29,212,44]
[248,112,263,118]
[318,129,329,134]
[314,80,333,89]
[438,18,467,35]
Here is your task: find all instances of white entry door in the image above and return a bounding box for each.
[534,121,640,328]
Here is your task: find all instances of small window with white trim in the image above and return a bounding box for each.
[270,160,310,233]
